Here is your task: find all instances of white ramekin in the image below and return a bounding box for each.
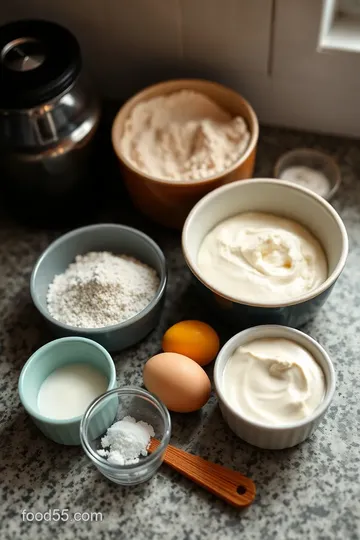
[214,325,336,450]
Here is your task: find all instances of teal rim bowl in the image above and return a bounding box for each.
[18,337,117,446]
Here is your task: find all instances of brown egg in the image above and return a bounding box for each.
[143,352,211,413]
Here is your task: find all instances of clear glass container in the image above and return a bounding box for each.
[80,387,171,485]
[274,148,341,200]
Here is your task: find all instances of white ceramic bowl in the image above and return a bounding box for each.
[214,325,336,450]
[182,178,348,329]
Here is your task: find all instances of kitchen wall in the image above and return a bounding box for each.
[1,0,360,137]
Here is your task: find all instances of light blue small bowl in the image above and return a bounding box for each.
[18,337,117,446]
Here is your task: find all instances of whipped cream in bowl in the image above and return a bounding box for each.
[182,178,348,328]
[197,212,328,304]
[214,325,336,450]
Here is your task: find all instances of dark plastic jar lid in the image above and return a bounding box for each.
[0,19,81,109]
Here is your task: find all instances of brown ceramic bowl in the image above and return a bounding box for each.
[111,79,259,229]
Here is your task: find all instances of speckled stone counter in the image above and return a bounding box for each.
[1,126,360,540]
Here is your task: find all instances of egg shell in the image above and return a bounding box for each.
[143,352,211,413]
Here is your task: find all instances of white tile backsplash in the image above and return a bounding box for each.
[0,0,272,99]
[3,0,357,135]
[180,0,272,74]
[273,0,360,79]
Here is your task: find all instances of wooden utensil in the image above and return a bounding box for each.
[148,438,256,508]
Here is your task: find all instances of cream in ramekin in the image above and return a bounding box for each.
[214,325,336,450]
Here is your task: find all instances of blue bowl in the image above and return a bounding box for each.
[18,337,117,445]
[182,178,348,329]
[30,224,167,352]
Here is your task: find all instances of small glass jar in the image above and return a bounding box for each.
[274,148,341,200]
[80,387,171,485]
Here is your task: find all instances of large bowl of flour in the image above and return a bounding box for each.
[112,79,259,229]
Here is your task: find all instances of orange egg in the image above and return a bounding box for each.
[143,352,211,413]
[162,320,220,366]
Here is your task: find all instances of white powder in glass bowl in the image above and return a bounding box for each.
[120,90,250,182]
[279,166,331,198]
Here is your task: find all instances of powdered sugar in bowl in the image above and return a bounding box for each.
[80,387,171,485]
[30,224,167,352]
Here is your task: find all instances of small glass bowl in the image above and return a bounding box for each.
[274,148,341,201]
[80,387,171,485]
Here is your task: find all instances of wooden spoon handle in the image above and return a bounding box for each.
[149,439,256,508]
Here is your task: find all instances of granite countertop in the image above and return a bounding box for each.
[1,126,360,540]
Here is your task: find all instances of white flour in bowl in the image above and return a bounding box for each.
[47,251,159,328]
[120,90,250,181]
